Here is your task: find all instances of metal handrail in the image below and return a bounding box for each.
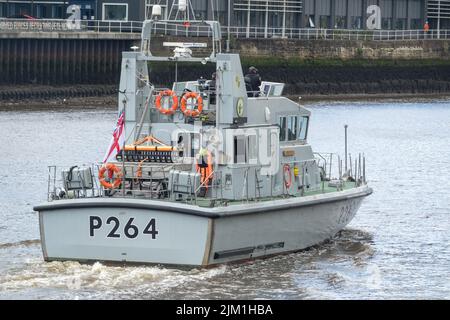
[1,18,450,41]
[47,153,367,207]
[226,26,450,41]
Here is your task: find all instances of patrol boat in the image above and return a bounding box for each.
[34,19,372,267]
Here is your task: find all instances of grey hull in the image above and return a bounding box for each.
[35,186,372,267]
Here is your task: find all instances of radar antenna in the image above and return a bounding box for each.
[167,0,197,22]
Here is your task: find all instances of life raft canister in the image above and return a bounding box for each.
[99,163,123,189]
[196,150,213,189]
[155,90,179,115]
[283,164,292,189]
[181,92,203,117]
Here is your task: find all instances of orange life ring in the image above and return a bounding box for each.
[155,90,179,115]
[283,164,292,189]
[196,151,213,190]
[181,92,203,117]
[99,163,123,189]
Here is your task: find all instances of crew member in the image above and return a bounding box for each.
[197,148,209,168]
[196,147,210,197]
[424,21,430,32]
[244,66,262,97]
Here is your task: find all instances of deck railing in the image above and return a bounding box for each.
[46,153,367,207]
[1,18,450,41]
[314,152,366,187]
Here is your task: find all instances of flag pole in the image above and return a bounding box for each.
[122,101,126,197]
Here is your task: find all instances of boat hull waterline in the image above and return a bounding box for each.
[35,186,372,267]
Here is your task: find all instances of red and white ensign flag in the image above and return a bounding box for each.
[103,110,125,163]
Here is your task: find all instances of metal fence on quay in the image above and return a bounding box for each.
[228,26,450,41]
[1,18,450,41]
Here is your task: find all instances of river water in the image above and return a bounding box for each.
[0,99,449,300]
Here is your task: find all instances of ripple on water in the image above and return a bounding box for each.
[0,239,41,249]
[0,257,229,300]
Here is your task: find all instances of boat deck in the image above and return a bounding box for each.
[194,180,360,208]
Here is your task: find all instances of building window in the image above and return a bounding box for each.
[216,10,227,26]
[234,10,247,27]
[10,3,31,17]
[319,15,331,29]
[382,18,393,29]
[335,16,347,29]
[351,16,363,29]
[410,19,422,29]
[234,0,302,28]
[305,14,315,28]
[195,10,207,20]
[395,18,407,30]
[51,5,65,19]
[298,117,309,141]
[102,3,128,21]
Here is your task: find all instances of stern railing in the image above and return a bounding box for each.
[314,152,367,187]
[46,153,367,205]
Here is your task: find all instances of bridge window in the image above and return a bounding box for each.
[288,116,298,141]
[298,116,309,141]
[279,117,287,141]
[102,3,128,21]
[279,116,308,142]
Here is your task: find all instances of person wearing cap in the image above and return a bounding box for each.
[244,66,262,97]
[424,21,430,39]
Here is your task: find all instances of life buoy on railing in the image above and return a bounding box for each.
[196,150,213,190]
[155,90,179,115]
[283,164,292,189]
[181,92,203,117]
[99,163,123,189]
